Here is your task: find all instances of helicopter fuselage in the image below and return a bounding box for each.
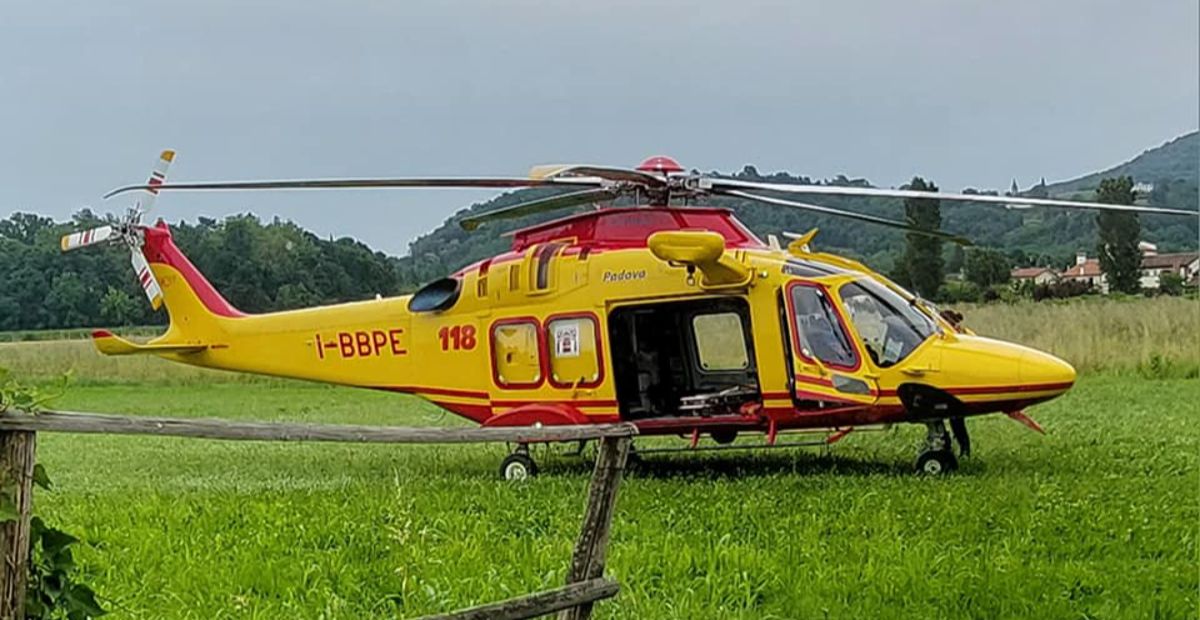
[126,206,1076,441]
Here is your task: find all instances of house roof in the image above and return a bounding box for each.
[1141,252,1200,270]
[1061,259,1102,278]
[1011,267,1054,279]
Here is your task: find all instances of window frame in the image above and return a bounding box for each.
[545,312,606,389]
[489,316,547,390]
[784,280,862,373]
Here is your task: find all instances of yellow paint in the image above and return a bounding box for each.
[102,227,1075,423]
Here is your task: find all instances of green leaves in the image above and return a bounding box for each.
[27,504,105,619]
[0,369,101,619]
[32,464,52,492]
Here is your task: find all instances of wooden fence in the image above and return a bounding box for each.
[0,411,637,620]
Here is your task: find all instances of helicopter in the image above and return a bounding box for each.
[61,151,1196,478]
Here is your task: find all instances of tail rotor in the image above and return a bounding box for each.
[59,149,176,310]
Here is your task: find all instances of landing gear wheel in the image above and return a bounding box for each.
[499,453,537,481]
[915,449,958,475]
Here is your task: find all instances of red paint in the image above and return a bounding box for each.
[875,381,1075,398]
[509,207,765,253]
[482,403,589,427]
[141,223,245,318]
[438,324,477,351]
[825,428,854,445]
[783,280,862,373]
[545,311,606,390]
[389,329,405,354]
[92,330,114,339]
[1006,410,1046,434]
[636,155,684,174]
[488,316,548,390]
[493,399,618,408]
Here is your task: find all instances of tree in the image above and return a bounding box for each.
[963,247,1011,289]
[1158,272,1184,296]
[1095,176,1142,294]
[99,287,140,325]
[900,177,943,298]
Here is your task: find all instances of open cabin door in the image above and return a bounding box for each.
[782,281,879,407]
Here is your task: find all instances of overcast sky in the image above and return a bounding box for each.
[2,0,1196,255]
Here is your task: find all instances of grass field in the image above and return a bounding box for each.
[1,296,1198,618]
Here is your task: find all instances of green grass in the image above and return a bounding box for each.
[30,377,1199,619]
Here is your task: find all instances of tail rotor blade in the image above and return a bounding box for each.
[60,225,116,252]
[130,250,164,311]
[139,149,176,215]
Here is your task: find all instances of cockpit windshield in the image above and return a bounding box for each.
[838,278,937,367]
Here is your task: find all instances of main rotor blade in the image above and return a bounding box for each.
[104,176,603,200]
[718,190,973,246]
[530,164,668,186]
[459,187,621,231]
[708,179,1198,217]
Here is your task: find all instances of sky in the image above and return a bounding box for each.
[1,0,1196,255]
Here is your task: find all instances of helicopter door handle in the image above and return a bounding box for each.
[901,367,937,377]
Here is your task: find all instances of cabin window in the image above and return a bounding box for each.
[547,315,603,388]
[788,283,858,369]
[692,313,750,371]
[491,319,543,388]
[839,280,935,367]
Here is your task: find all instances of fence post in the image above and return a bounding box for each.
[0,430,35,620]
[560,435,631,620]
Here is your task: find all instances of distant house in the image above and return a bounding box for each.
[1139,251,1200,289]
[1010,266,1058,286]
[1060,252,1106,293]
[1061,244,1200,293]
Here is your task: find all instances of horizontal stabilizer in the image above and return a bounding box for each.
[91,330,208,356]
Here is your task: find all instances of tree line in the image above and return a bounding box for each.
[0,211,418,331]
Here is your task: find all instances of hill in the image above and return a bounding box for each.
[1043,131,1198,196]
[403,132,1199,278]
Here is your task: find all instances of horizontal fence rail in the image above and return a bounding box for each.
[0,410,636,620]
[0,411,637,444]
[415,578,619,620]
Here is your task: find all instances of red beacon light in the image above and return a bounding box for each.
[635,155,684,175]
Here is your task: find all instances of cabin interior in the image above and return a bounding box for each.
[609,298,761,419]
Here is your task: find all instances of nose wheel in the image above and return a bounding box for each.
[915,420,958,475]
[499,446,538,481]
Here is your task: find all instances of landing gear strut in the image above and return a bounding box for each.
[499,445,538,480]
[915,420,958,475]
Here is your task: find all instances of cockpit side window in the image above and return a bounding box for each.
[839,279,936,367]
[787,283,858,369]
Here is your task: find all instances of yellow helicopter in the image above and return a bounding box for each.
[61,151,1195,478]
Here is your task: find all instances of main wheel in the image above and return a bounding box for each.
[915,449,958,475]
[499,453,538,481]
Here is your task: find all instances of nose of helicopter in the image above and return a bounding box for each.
[1018,348,1077,394]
